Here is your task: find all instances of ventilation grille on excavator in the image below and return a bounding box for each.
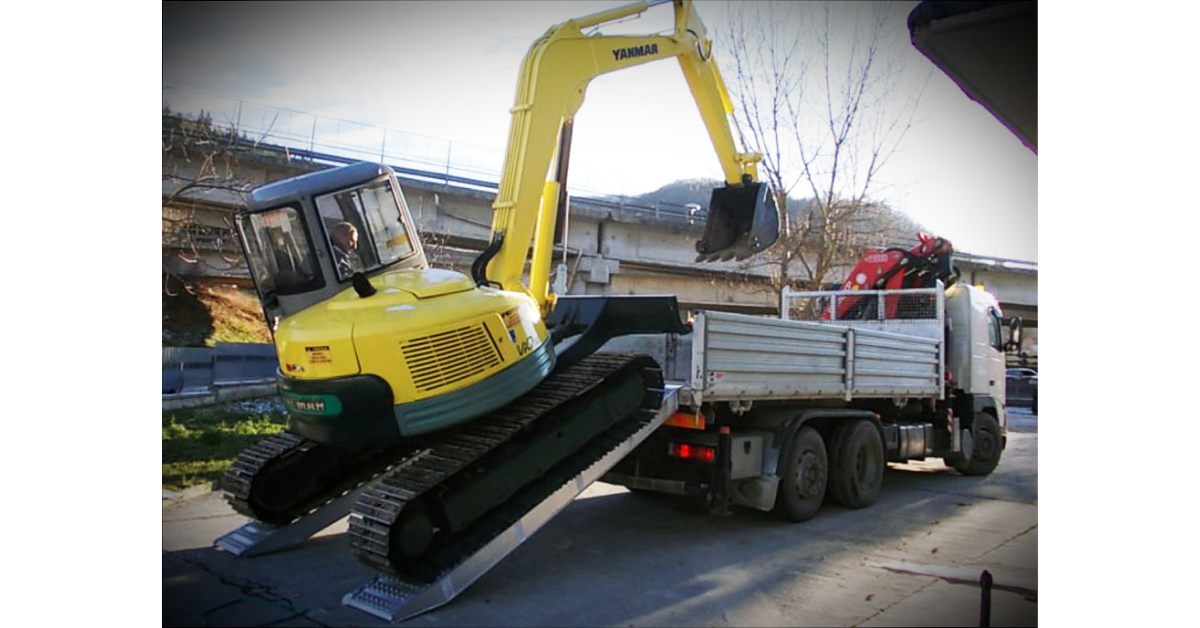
[402,325,502,393]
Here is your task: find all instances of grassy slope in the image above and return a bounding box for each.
[163,280,278,491]
[162,281,271,347]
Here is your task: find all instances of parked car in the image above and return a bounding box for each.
[1006,367,1038,411]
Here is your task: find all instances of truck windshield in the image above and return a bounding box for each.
[315,179,416,281]
[237,206,322,295]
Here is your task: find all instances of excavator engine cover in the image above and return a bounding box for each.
[695,181,780,262]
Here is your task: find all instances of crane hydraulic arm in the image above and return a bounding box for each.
[476,0,780,318]
[825,232,959,321]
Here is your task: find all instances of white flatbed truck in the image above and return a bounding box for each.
[603,281,1015,520]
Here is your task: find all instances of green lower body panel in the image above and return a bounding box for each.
[281,374,399,448]
[397,340,556,437]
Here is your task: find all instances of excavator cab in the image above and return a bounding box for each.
[236,162,430,328]
[694,177,780,262]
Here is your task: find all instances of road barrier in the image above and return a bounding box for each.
[163,343,279,409]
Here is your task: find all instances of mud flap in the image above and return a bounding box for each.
[546,295,692,371]
[695,181,780,262]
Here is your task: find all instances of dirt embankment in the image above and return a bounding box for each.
[162,279,271,347]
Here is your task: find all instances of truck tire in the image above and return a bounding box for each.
[951,413,1002,476]
[775,426,828,522]
[827,419,884,509]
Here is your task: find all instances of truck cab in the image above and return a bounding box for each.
[944,284,1009,433]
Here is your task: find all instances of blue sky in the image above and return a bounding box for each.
[163,1,1036,261]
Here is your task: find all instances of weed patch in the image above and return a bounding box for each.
[162,406,288,492]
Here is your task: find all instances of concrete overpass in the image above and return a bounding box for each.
[161,120,1037,349]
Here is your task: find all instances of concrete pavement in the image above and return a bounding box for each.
[164,409,1038,626]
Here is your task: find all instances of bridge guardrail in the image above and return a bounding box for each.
[163,343,277,397]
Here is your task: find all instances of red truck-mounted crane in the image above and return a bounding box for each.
[826,232,959,320]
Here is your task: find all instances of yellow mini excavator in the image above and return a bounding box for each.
[223,0,779,577]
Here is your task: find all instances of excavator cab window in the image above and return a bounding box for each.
[315,178,417,281]
[237,206,323,296]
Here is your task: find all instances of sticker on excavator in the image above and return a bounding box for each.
[280,392,343,416]
[502,307,521,329]
[306,345,332,363]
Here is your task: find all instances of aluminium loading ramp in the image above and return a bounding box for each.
[342,384,680,622]
[215,487,365,557]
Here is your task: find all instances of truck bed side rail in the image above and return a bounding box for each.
[690,284,944,405]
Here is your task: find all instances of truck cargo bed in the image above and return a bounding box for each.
[687,292,944,405]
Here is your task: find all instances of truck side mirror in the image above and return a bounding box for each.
[1006,316,1023,352]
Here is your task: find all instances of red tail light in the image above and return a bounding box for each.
[669,442,715,462]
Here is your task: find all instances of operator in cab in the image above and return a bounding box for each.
[330,221,364,277]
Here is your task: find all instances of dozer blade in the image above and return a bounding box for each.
[695,181,780,262]
[546,295,692,372]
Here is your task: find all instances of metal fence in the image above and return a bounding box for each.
[780,284,944,326]
[162,343,278,395]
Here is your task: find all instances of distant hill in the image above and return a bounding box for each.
[623,178,724,210]
[615,178,927,248]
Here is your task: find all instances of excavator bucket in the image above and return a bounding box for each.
[695,181,780,262]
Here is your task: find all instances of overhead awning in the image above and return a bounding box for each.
[908,1,1037,152]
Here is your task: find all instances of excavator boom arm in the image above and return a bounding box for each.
[483,0,768,313]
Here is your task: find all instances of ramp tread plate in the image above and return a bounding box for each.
[342,387,679,621]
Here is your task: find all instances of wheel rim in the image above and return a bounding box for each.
[795,450,826,499]
[975,427,996,461]
[853,441,880,491]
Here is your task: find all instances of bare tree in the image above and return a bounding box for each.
[161,105,296,296]
[721,1,928,296]
[162,106,248,294]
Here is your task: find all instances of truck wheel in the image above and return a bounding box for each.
[951,413,1002,476]
[828,419,884,509]
[775,426,827,522]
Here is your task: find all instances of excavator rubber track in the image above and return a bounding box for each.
[348,353,663,580]
[222,428,416,527]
